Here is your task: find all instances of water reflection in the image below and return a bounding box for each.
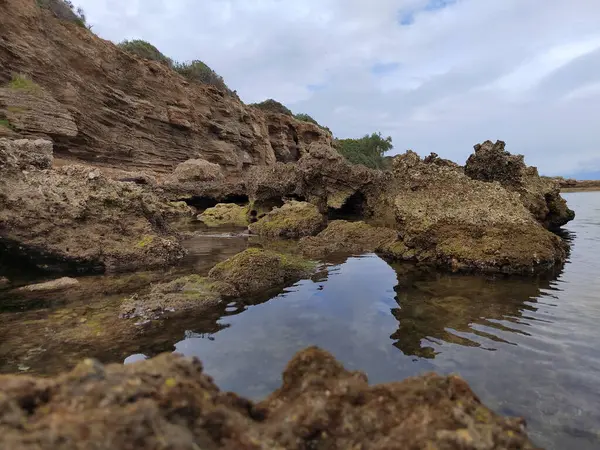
[390,272,560,358]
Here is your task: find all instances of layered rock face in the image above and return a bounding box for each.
[0,348,536,450]
[0,0,331,173]
[0,138,186,273]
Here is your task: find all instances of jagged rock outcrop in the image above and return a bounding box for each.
[377,151,568,273]
[0,0,331,174]
[0,138,187,273]
[0,348,537,449]
[465,140,575,229]
[249,201,326,238]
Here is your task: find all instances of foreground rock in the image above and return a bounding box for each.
[198,203,249,227]
[465,140,575,229]
[121,248,316,321]
[15,277,79,293]
[249,201,326,238]
[0,138,186,273]
[0,347,536,449]
[300,220,398,258]
[0,277,9,288]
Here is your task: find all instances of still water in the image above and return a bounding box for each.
[1,192,599,449]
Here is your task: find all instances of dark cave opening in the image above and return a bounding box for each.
[328,191,367,221]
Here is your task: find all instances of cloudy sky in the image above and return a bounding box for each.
[77,0,600,177]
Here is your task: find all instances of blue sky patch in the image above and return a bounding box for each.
[371,62,401,75]
[307,83,327,92]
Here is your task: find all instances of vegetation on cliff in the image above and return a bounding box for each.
[336,132,394,169]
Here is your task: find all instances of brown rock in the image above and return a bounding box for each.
[465,140,575,229]
[0,0,331,174]
[15,277,79,293]
[300,220,398,258]
[382,151,568,273]
[170,158,224,183]
[208,248,316,296]
[0,137,53,170]
[0,348,537,449]
[249,201,326,238]
[0,138,185,273]
[0,276,9,288]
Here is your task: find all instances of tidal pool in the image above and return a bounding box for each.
[0,192,598,449]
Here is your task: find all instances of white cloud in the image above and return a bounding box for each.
[76,0,600,176]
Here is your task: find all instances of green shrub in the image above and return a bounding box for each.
[250,99,293,116]
[37,0,89,28]
[0,119,11,129]
[336,133,393,170]
[173,60,230,92]
[7,74,42,93]
[118,40,173,66]
[294,113,332,134]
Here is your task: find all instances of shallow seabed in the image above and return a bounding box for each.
[1,192,599,449]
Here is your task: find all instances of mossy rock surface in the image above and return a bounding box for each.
[249,201,326,239]
[208,248,316,296]
[198,203,249,227]
[300,220,398,258]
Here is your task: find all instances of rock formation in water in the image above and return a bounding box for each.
[120,248,316,321]
[0,347,537,450]
[465,140,575,229]
[0,0,574,277]
[0,138,187,273]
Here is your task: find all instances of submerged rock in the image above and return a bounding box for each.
[208,248,316,296]
[249,200,326,238]
[0,138,186,273]
[120,275,233,321]
[300,220,398,258]
[0,347,537,449]
[120,249,316,321]
[465,140,575,229]
[15,277,79,293]
[198,203,249,227]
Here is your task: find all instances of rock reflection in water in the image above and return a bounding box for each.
[390,270,560,358]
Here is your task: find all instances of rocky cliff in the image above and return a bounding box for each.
[0,0,331,173]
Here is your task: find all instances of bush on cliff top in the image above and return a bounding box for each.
[251,99,294,116]
[37,0,89,28]
[336,133,394,170]
[172,60,230,93]
[118,40,173,66]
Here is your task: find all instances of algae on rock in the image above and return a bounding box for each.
[249,201,326,238]
[208,248,316,296]
[0,348,537,449]
[198,203,249,227]
[300,220,398,258]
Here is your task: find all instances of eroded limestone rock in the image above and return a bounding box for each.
[0,348,537,449]
[249,201,326,238]
[0,138,186,273]
[198,203,249,227]
[465,140,575,229]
